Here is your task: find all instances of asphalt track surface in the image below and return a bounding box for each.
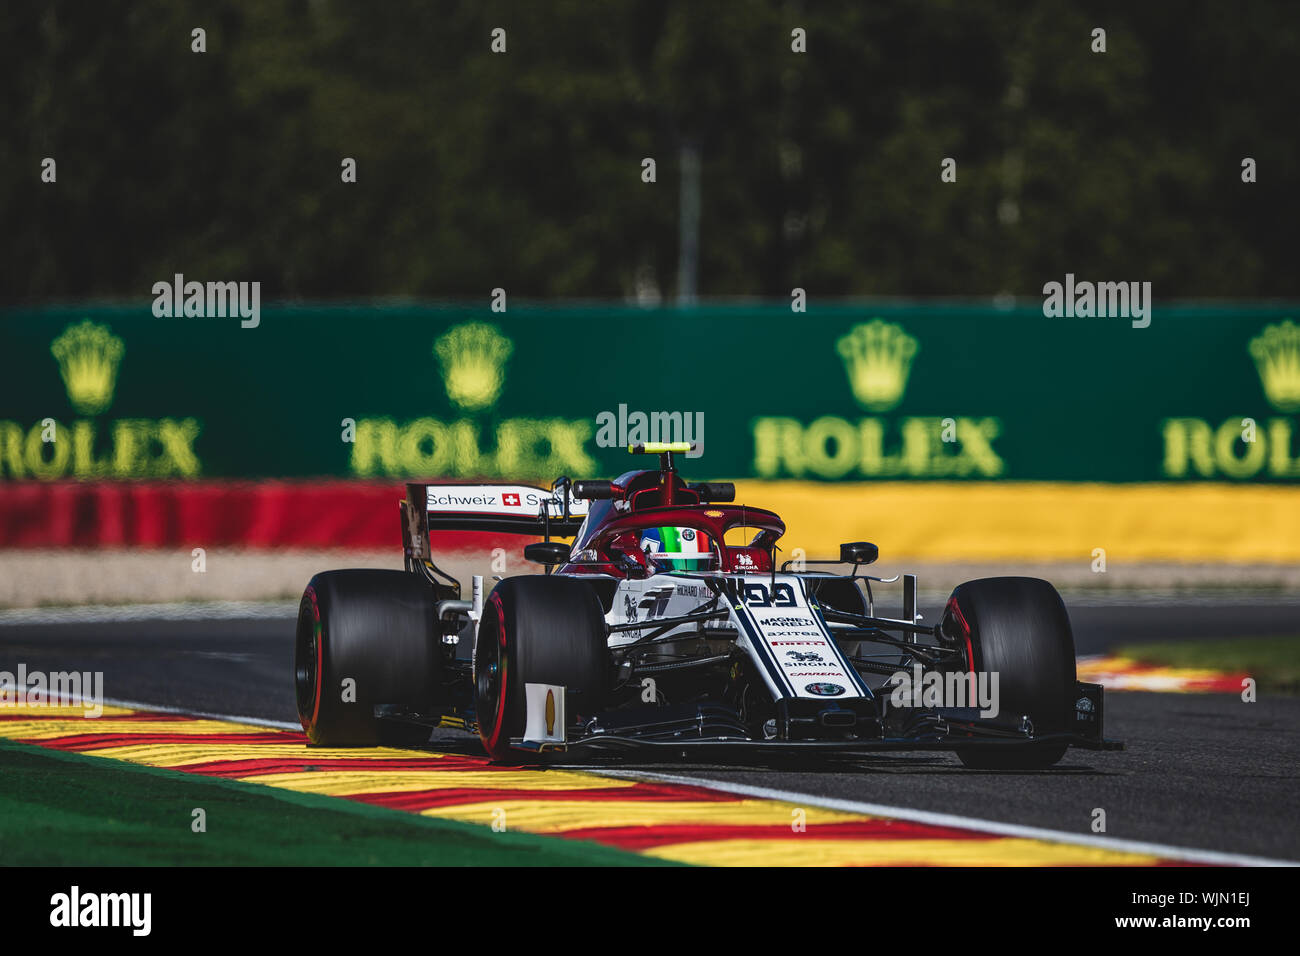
[3,599,1298,862]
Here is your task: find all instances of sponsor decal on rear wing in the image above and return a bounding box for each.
[402,484,588,558]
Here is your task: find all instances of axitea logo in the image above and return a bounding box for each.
[151,273,261,328]
[1041,273,1152,328]
[50,886,151,936]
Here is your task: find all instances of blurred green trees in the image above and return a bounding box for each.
[3,0,1296,302]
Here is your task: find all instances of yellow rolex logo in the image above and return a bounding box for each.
[434,322,513,412]
[836,319,918,412]
[50,320,125,415]
[1249,320,1300,413]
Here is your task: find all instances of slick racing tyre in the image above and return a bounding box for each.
[295,570,441,746]
[944,577,1076,770]
[473,575,608,762]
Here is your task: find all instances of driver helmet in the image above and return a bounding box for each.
[638,526,713,572]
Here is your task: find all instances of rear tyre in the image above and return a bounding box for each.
[945,577,1075,770]
[295,569,441,746]
[473,575,608,762]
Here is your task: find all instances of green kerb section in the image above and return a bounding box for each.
[0,740,674,867]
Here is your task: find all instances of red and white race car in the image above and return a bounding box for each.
[294,443,1119,768]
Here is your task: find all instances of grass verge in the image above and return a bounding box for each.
[1111,636,1300,694]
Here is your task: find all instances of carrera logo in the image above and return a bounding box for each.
[805,682,846,697]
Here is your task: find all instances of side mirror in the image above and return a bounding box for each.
[524,542,572,566]
[689,481,736,502]
[573,480,615,500]
[840,541,878,565]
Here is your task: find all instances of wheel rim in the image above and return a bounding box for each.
[474,596,509,748]
[294,592,320,722]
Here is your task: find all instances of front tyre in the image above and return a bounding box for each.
[295,569,441,746]
[473,575,608,762]
[944,577,1076,770]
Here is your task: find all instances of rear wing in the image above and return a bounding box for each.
[400,482,590,568]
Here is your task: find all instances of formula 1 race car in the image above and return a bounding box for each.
[294,443,1121,768]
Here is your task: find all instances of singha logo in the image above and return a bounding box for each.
[433,322,514,411]
[786,650,824,662]
[835,319,918,412]
[1249,320,1300,413]
[50,320,125,415]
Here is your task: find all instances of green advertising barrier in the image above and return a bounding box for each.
[2,302,1299,483]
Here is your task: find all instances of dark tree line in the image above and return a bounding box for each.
[3,0,1297,303]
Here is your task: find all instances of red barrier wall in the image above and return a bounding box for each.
[0,481,416,548]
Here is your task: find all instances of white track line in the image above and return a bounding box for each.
[22,693,302,731]
[100,697,302,731]
[589,767,1298,867]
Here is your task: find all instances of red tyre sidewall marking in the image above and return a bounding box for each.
[946,596,976,678]
[306,586,324,729]
[944,596,978,740]
[482,593,510,753]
